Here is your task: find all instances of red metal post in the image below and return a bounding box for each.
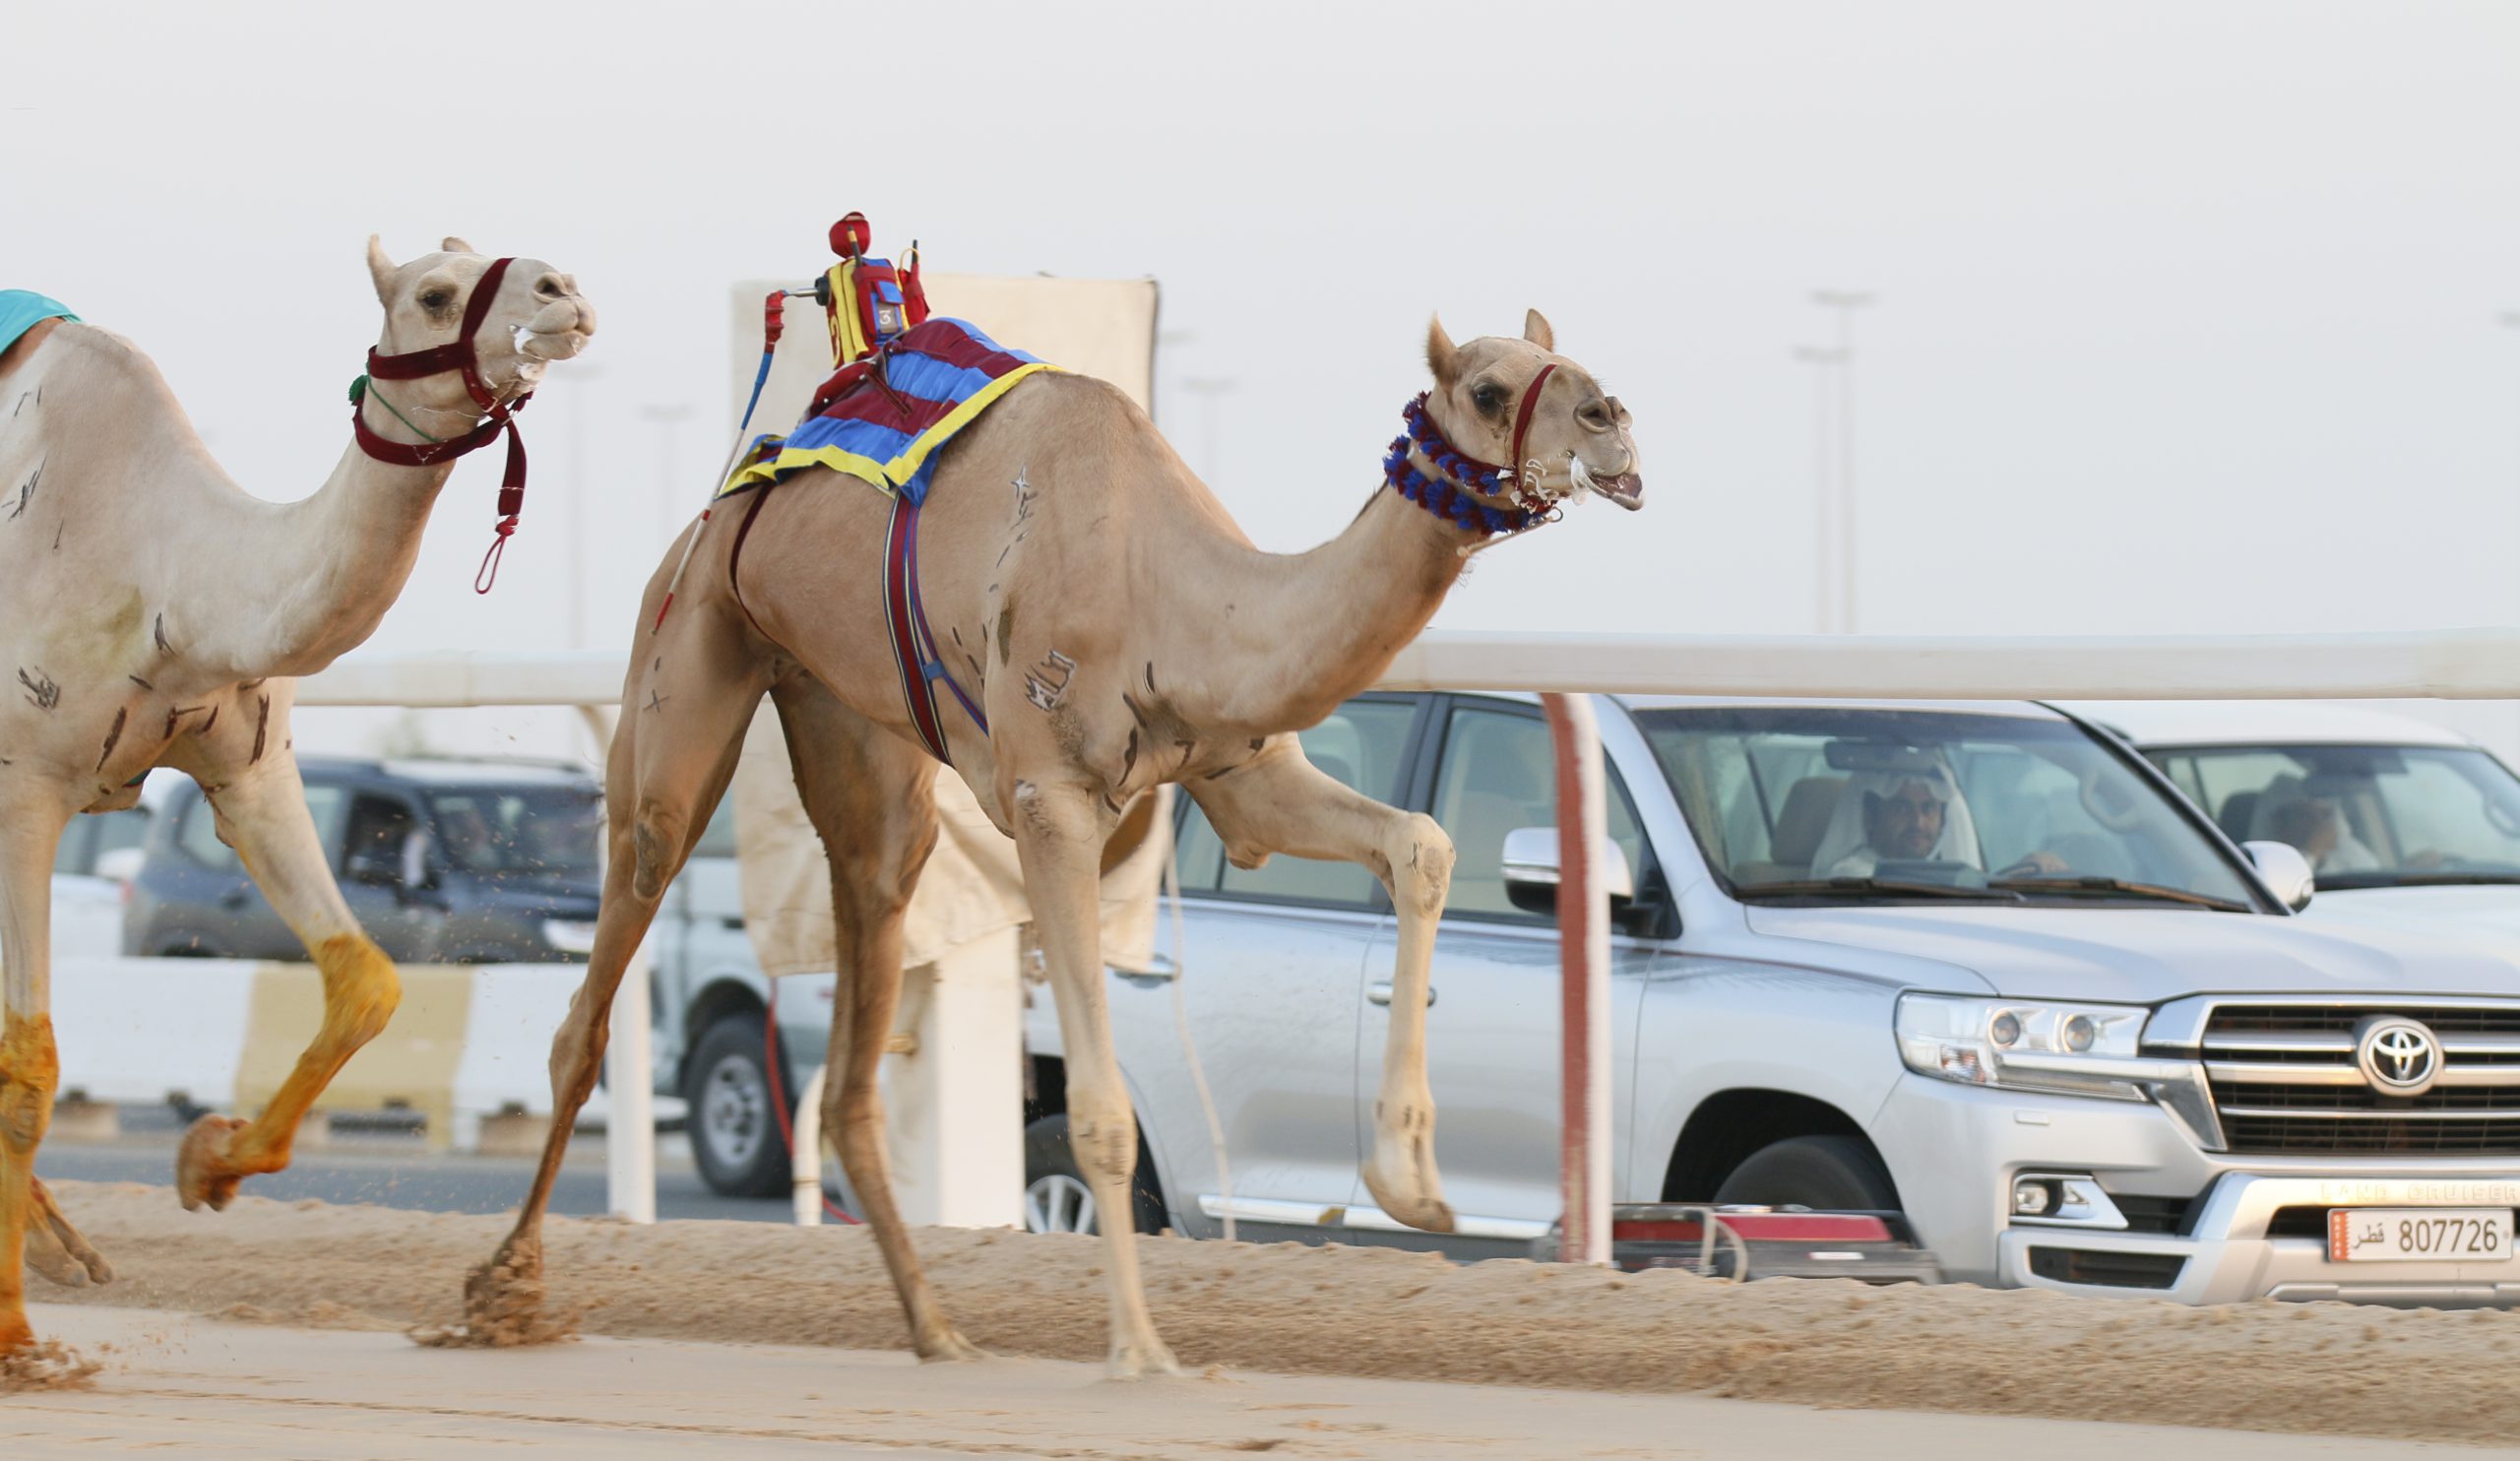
[1544,692,1611,1265]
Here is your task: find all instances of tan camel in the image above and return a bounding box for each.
[467,309,1640,1375]
[0,239,596,1361]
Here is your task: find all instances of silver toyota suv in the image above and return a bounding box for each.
[1024,692,2520,1306]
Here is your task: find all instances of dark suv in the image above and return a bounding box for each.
[125,756,604,964]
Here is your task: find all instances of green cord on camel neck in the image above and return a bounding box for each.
[349,373,446,444]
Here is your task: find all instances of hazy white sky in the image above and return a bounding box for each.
[8,1,2518,759]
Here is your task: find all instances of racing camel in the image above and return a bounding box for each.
[0,239,596,1365]
[468,308,1641,1375]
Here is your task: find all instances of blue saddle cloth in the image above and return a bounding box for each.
[0,290,79,354]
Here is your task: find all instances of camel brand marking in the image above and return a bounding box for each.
[1025,651,1078,712]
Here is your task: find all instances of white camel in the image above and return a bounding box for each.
[0,237,596,1363]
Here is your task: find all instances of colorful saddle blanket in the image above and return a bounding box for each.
[0,290,79,355]
[718,317,1056,506]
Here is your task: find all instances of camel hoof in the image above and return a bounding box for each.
[1360,1160,1457,1236]
[25,1221,110,1290]
[425,1243,577,1348]
[28,1180,115,1289]
[1105,1336,1184,1380]
[176,1114,252,1212]
[916,1328,991,1364]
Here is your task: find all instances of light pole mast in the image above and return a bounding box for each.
[1811,290,1876,633]
[1794,346,1846,633]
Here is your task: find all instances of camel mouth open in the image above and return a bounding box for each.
[1569,456,1646,511]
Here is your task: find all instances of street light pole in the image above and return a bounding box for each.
[1794,347,1846,633]
[638,405,695,552]
[563,365,606,652]
[1811,290,1876,633]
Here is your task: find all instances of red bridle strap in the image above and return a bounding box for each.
[351,256,536,593]
[1505,362,1556,499]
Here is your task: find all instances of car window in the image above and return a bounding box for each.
[428,788,601,876]
[1173,697,1420,907]
[343,794,416,876]
[2162,744,2520,887]
[178,794,240,871]
[1428,705,1650,922]
[1640,707,2258,907]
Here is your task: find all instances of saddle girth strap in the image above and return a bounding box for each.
[882,494,988,766]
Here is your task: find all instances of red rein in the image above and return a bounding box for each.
[350,256,535,593]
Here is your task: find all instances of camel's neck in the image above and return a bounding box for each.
[1168,469,1471,735]
[183,396,465,681]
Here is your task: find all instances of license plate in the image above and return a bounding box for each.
[2327,1208,2513,1262]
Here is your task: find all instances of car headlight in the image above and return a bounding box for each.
[1896,992,2154,1101]
[542,919,598,955]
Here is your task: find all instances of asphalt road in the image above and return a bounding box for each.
[34,1122,796,1224]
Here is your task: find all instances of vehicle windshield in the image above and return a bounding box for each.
[2144,742,2520,889]
[1636,706,2260,909]
[426,788,601,878]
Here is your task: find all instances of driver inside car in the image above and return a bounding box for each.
[1811,764,2068,879]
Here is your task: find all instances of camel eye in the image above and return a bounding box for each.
[1471,382,1505,415]
[419,288,455,312]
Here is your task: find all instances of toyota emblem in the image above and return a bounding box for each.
[2355,1015,2442,1097]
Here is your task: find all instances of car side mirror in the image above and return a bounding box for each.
[1499,826,1637,917]
[2242,840,2314,912]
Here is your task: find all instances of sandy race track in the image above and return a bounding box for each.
[13,1179,2520,1452]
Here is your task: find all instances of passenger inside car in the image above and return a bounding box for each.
[2252,777,2383,874]
[1808,763,2070,880]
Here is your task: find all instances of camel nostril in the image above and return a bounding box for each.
[536,274,567,299]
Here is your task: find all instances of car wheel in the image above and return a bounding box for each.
[1711,1133,1900,1211]
[683,1012,791,1198]
[1022,1113,1164,1236]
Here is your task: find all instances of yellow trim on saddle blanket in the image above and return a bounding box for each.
[718,359,1060,500]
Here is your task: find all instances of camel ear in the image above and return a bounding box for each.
[441,235,477,255]
[1425,314,1460,387]
[366,234,399,304]
[1523,309,1555,352]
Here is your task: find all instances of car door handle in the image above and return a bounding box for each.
[219,887,251,909]
[1366,982,1435,1008]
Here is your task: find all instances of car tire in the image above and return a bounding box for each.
[1022,1113,1164,1236]
[1711,1133,1900,1211]
[684,1012,791,1198]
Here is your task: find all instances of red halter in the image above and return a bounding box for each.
[350,256,534,592]
[1501,361,1557,512]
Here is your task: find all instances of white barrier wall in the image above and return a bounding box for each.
[50,957,608,1152]
[298,628,2520,711]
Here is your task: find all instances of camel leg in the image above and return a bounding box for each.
[769,674,981,1361]
[174,757,401,1211]
[1010,774,1178,1377]
[1187,741,1458,1234]
[25,1177,112,1289]
[467,603,767,1335]
[0,792,72,1357]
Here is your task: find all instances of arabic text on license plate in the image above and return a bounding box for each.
[2327,1208,2512,1262]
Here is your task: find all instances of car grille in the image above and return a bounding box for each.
[2202,1004,2520,1156]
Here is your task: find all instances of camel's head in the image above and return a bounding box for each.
[1422,310,1642,513]
[364,235,598,419]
